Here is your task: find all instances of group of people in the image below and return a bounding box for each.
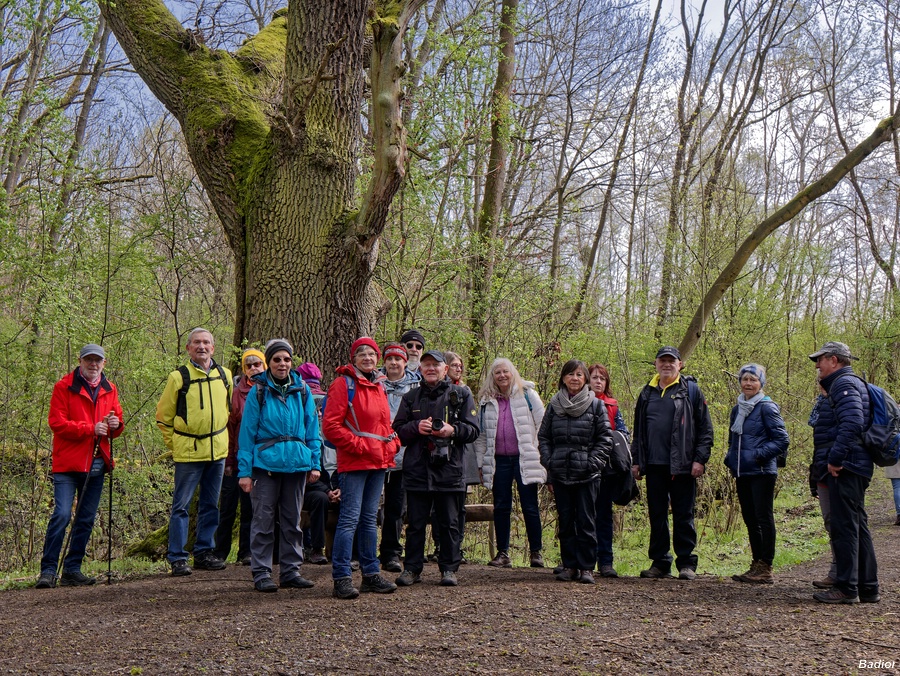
[35,332,882,605]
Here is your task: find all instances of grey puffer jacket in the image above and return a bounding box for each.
[475,383,547,490]
[538,394,612,485]
[381,369,420,470]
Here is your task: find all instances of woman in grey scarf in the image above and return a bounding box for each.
[724,364,790,584]
[538,360,613,584]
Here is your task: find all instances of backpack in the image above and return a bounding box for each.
[860,380,900,467]
[322,375,396,448]
[175,363,232,425]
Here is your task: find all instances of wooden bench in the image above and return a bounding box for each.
[299,501,495,560]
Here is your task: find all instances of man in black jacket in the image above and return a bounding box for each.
[392,350,480,587]
[632,346,713,580]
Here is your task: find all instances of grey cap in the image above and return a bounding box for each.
[656,346,681,360]
[809,341,858,362]
[79,344,105,359]
[421,349,445,363]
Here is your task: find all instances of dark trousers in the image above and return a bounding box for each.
[405,490,464,574]
[827,471,878,597]
[553,480,598,571]
[595,479,615,567]
[645,466,697,572]
[216,473,252,561]
[302,489,331,550]
[735,474,777,565]
[492,454,543,552]
[379,470,405,562]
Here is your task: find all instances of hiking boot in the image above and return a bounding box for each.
[555,568,581,582]
[360,574,397,594]
[254,577,278,593]
[439,570,458,587]
[171,560,192,577]
[396,570,422,587]
[239,555,252,566]
[193,551,226,570]
[894,514,900,526]
[35,572,57,589]
[530,551,545,568]
[281,575,315,589]
[60,571,96,587]
[732,560,760,583]
[640,566,673,579]
[427,551,439,563]
[382,557,402,573]
[813,588,859,604]
[333,577,360,600]
[812,575,836,589]
[460,551,468,565]
[578,570,595,584]
[860,592,881,604]
[552,564,565,575]
[599,565,619,579]
[678,568,697,581]
[307,549,328,565]
[743,561,774,584]
[488,551,512,568]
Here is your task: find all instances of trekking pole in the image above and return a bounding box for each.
[107,420,114,585]
[57,442,99,580]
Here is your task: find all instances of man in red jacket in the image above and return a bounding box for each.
[36,344,123,588]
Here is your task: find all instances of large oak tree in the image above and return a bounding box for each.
[100,0,423,368]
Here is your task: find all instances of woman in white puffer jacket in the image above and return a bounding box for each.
[475,358,547,568]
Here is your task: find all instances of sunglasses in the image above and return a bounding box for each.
[245,360,263,368]
[405,342,423,350]
[270,356,293,364]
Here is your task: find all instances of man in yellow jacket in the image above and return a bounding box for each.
[157,328,233,576]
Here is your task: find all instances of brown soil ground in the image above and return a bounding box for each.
[2,509,898,675]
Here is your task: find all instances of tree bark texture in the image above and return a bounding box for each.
[678,113,900,360]
[99,0,419,374]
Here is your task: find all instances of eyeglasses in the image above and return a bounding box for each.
[448,363,462,370]
[405,342,423,350]
[270,356,293,364]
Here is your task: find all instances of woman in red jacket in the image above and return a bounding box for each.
[37,344,124,589]
[323,337,400,599]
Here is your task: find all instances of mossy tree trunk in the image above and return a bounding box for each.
[99,0,424,372]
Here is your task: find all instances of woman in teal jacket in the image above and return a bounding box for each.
[238,339,322,593]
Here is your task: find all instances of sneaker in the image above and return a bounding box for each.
[488,551,512,568]
[307,550,328,565]
[239,555,252,566]
[439,570,458,587]
[333,577,360,600]
[360,574,397,594]
[60,571,96,587]
[193,552,226,571]
[254,577,278,593]
[426,551,439,563]
[578,570,595,584]
[813,588,859,604]
[599,565,619,579]
[396,570,422,587]
[860,592,881,604]
[281,575,315,589]
[530,551,545,568]
[812,575,836,589]
[552,564,565,575]
[640,566,673,579]
[678,568,697,581]
[555,568,581,582]
[171,560,192,577]
[382,557,402,573]
[35,572,57,589]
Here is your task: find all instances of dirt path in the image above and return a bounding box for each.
[2,512,898,675]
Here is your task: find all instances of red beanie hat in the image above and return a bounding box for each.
[350,337,381,361]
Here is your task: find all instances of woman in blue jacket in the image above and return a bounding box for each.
[238,339,322,593]
[725,364,789,584]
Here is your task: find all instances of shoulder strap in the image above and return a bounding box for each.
[523,388,533,412]
[175,365,192,422]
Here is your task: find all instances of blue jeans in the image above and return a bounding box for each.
[332,470,385,580]
[168,459,225,563]
[492,455,542,552]
[40,458,106,574]
[891,478,900,515]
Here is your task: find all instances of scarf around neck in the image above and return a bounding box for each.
[551,385,594,418]
[731,392,766,434]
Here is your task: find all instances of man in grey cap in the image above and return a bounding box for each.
[631,346,713,580]
[808,341,880,603]
[37,344,123,588]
